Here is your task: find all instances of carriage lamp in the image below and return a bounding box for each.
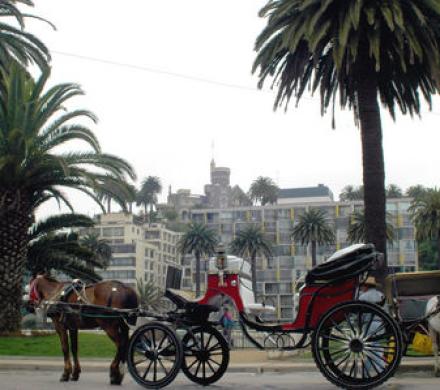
[216,243,227,270]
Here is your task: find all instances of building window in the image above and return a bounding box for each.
[100,270,135,279]
[110,257,136,266]
[102,227,124,237]
[110,244,136,253]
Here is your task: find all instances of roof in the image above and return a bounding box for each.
[278,184,332,199]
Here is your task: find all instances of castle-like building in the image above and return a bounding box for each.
[166,160,251,220]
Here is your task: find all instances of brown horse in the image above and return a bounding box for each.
[28,274,138,384]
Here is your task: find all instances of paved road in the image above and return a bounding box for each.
[1,370,440,389]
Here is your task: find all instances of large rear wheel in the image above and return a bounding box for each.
[312,301,402,389]
[127,322,183,389]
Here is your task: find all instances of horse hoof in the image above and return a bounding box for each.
[435,370,440,377]
[110,378,122,385]
[71,375,79,381]
[60,374,70,382]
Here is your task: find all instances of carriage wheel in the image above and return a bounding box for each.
[127,322,183,389]
[312,301,402,390]
[181,326,229,385]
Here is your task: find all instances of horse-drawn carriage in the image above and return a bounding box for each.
[28,243,440,389]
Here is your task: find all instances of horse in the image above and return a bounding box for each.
[426,296,440,376]
[27,274,138,384]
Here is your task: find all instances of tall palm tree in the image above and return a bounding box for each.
[0,0,51,75]
[27,214,105,282]
[178,223,218,297]
[347,210,395,245]
[137,176,162,224]
[97,179,136,214]
[0,65,136,333]
[253,0,440,271]
[386,184,403,199]
[409,189,440,269]
[291,209,335,268]
[339,185,364,202]
[230,225,272,300]
[249,176,279,206]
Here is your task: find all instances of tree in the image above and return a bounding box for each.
[80,232,112,269]
[249,176,279,206]
[0,65,136,333]
[409,189,440,269]
[230,225,272,300]
[339,185,364,201]
[0,1,51,74]
[347,210,395,245]
[178,223,218,297]
[291,209,335,268]
[97,180,136,214]
[137,176,162,224]
[27,214,106,282]
[386,184,403,199]
[406,185,428,200]
[136,278,164,312]
[253,0,440,272]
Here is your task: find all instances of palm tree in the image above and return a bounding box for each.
[137,176,162,224]
[347,210,395,245]
[291,209,335,268]
[406,185,428,200]
[409,189,440,269]
[80,233,112,269]
[339,185,364,202]
[0,65,136,333]
[136,278,164,312]
[27,214,105,282]
[0,0,51,74]
[230,225,272,300]
[253,0,440,271]
[178,223,218,297]
[97,179,136,214]
[249,176,279,206]
[386,184,403,199]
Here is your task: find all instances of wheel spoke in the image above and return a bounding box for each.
[344,311,356,337]
[134,358,147,366]
[322,333,349,343]
[194,360,202,377]
[187,358,199,370]
[142,360,153,379]
[157,357,169,375]
[152,328,156,349]
[208,342,221,352]
[208,358,221,366]
[202,361,206,379]
[153,359,157,382]
[206,359,216,373]
[157,334,167,351]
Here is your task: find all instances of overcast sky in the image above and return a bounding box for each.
[27,0,440,218]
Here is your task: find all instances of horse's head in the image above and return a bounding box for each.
[25,274,60,312]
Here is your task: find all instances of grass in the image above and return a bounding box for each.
[0,333,116,358]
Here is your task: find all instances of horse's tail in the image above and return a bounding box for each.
[123,285,139,309]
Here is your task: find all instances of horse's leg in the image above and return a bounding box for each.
[54,320,72,381]
[100,320,124,385]
[69,328,81,381]
[429,327,439,376]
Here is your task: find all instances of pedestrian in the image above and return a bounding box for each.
[219,307,234,348]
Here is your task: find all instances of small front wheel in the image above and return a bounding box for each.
[181,326,229,385]
[127,322,183,389]
[312,301,402,389]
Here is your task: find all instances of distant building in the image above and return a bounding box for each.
[166,159,250,218]
[278,184,334,204]
[80,213,183,289]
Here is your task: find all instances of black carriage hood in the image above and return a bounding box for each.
[305,243,378,285]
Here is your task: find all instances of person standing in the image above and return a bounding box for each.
[219,307,234,348]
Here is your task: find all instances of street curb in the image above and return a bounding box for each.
[0,358,435,374]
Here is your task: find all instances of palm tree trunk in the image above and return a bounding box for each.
[195,251,201,297]
[251,251,258,301]
[357,65,387,279]
[107,198,111,213]
[0,192,31,333]
[311,241,317,268]
[437,235,440,270]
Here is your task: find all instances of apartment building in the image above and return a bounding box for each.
[82,213,182,290]
[184,198,417,321]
